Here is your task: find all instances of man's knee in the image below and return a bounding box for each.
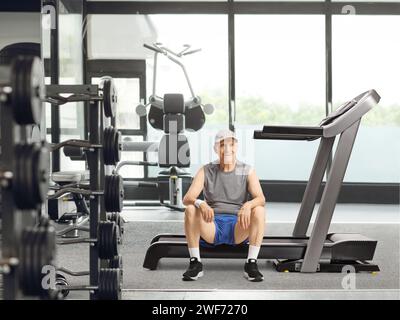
[251,206,265,223]
[185,204,200,221]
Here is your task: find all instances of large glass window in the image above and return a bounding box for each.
[332,15,400,183]
[42,1,85,172]
[235,15,325,180]
[58,5,85,171]
[88,14,229,176]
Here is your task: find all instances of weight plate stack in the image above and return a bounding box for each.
[13,143,50,210]
[98,221,119,259]
[102,78,117,119]
[98,268,121,300]
[104,174,124,212]
[103,126,122,166]
[11,56,45,125]
[20,220,56,297]
[107,212,124,242]
[108,255,123,287]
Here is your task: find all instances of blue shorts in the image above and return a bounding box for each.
[200,214,249,247]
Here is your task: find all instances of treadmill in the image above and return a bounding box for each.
[142,89,381,273]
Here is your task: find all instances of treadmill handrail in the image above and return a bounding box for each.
[322,89,380,137]
[254,125,323,141]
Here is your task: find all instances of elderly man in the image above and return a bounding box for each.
[182,129,266,282]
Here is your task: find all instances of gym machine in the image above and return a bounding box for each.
[120,43,214,211]
[142,89,380,273]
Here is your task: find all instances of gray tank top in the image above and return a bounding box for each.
[203,160,252,215]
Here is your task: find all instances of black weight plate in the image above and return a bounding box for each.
[12,56,44,125]
[107,175,116,213]
[111,268,121,300]
[185,105,205,132]
[26,227,40,295]
[103,127,120,166]
[25,57,44,125]
[14,144,29,209]
[110,175,117,212]
[104,175,112,212]
[102,79,117,118]
[13,145,24,208]
[33,144,50,205]
[42,223,56,298]
[11,57,26,122]
[108,175,115,212]
[20,228,31,294]
[100,221,106,258]
[111,222,119,257]
[31,227,40,295]
[23,145,36,209]
[110,129,117,165]
[21,57,32,122]
[108,174,123,213]
[25,229,36,294]
[106,126,113,165]
[117,174,124,212]
[30,228,40,295]
[23,228,35,295]
[114,129,121,164]
[36,227,47,296]
[98,269,111,300]
[98,269,121,300]
[105,268,112,300]
[108,127,117,166]
[107,126,114,165]
[42,222,56,291]
[111,212,123,237]
[98,221,116,259]
[98,221,106,259]
[112,269,122,300]
[15,144,34,209]
[109,127,117,165]
[103,127,112,165]
[35,227,47,296]
[109,127,116,166]
[98,269,107,299]
[24,144,36,209]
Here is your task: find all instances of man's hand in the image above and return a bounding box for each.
[199,202,214,223]
[238,203,252,229]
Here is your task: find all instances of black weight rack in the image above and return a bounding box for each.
[46,82,122,300]
[0,56,51,299]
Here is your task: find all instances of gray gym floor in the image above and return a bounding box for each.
[56,202,400,300]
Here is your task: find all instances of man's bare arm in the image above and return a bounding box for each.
[182,167,205,206]
[245,168,266,209]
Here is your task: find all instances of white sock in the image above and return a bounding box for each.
[189,247,201,262]
[247,245,260,262]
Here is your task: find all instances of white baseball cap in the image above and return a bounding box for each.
[214,129,237,145]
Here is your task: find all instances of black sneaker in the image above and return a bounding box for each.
[182,257,203,281]
[244,259,264,282]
